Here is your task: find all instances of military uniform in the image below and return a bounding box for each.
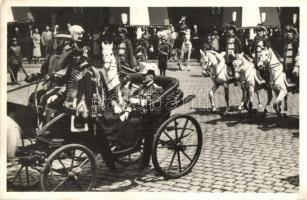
[225,25,242,77]
[115,38,135,70]
[283,26,299,81]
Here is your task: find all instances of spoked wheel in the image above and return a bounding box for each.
[41,144,97,191]
[116,138,145,166]
[7,138,43,190]
[152,114,202,179]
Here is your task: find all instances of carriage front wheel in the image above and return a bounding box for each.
[152,114,202,179]
[40,144,97,191]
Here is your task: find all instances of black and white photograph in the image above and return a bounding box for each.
[1,1,306,200]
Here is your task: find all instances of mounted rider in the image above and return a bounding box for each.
[282,25,299,83]
[251,24,271,67]
[224,23,242,85]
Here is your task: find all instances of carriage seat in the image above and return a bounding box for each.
[129,74,180,108]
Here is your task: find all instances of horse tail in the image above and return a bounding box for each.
[7,116,22,158]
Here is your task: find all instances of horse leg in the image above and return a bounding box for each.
[264,84,273,115]
[187,48,191,71]
[238,82,246,112]
[224,84,230,113]
[273,89,287,118]
[248,85,255,118]
[256,89,263,111]
[209,83,219,111]
[281,94,288,118]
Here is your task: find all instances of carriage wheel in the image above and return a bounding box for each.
[116,137,145,166]
[152,114,202,179]
[41,144,97,191]
[7,139,42,190]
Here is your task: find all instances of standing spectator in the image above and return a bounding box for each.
[12,26,22,43]
[32,28,42,64]
[169,25,178,61]
[114,27,135,70]
[91,29,101,62]
[158,33,169,76]
[283,25,299,83]
[8,38,22,85]
[191,25,200,59]
[41,25,53,60]
[67,23,71,33]
[210,30,220,52]
[23,24,34,64]
[52,24,59,50]
[149,28,159,59]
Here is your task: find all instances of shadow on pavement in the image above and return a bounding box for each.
[281,175,299,187]
[189,107,299,131]
[94,164,165,191]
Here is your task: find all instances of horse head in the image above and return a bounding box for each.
[233,53,244,79]
[257,48,271,71]
[101,41,114,65]
[199,49,211,73]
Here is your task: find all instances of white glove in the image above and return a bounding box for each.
[47,95,58,104]
[129,98,139,104]
[119,112,130,122]
[114,104,123,114]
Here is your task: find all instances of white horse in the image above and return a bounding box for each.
[257,48,288,117]
[200,49,233,112]
[100,42,120,91]
[7,116,22,158]
[179,33,192,71]
[232,53,266,115]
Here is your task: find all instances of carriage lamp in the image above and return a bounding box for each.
[261,12,266,23]
[293,13,297,25]
[121,13,128,25]
[232,11,237,22]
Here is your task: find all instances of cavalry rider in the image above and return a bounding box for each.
[282,25,299,83]
[224,23,242,85]
[114,27,135,70]
[250,24,270,67]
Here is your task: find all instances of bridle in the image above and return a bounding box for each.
[259,49,283,83]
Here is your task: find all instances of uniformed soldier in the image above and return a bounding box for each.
[114,27,135,70]
[283,25,299,83]
[225,24,242,85]
[250,24,271,68]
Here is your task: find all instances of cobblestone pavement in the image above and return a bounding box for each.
[7,61,299,192]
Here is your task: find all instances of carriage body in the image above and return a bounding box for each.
[7,74,202,191]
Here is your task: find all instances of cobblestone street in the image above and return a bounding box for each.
[7,61,299,193]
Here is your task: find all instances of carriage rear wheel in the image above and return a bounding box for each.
[152,114,202,179]
[7,138,43,190]
[40,144,97,191]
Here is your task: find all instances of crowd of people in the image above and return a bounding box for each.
[8,16,299,83]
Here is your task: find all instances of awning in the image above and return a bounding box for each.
[109,7,170,26]
[8,7,35,24]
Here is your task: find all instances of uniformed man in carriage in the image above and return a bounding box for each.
[282,25,299,84]
[224,23,242,85]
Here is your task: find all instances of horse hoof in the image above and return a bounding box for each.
[282,112,287,118]
[212,107,217,112]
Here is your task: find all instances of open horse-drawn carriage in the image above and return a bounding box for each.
[7,70,202,191]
